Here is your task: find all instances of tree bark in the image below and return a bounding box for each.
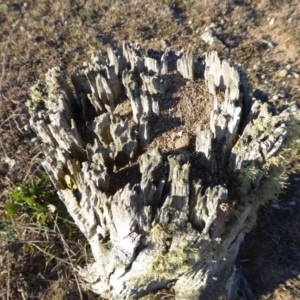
[26,42,292,299]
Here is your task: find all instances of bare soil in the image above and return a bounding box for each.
[0,0,300,299]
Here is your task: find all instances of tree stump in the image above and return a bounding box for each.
[26,41,293,299]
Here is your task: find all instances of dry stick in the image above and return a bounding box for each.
[11,117,25,135]
[16,223,57,235]
[1,239,63,245]
[0,134,8,159]
[54,217,84,300]
[0,113,23,128]
[6,260,10,300]
[27,242,73,266]
[56,215,78,226]
[0,20,20,93]
[22,150,44,183]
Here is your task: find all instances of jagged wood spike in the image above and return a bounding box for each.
[177,48,194,81]
[161,50,169,74]
[122,70,143,124]
[139,147,164,185]
[85,64,106,113]
[48,114,86,161]
[110,117,138,166]
[195,126,213,171]
[123,41,145,73]
[107,45,126,76]
[157,159,190,230]
[138,114,151,152]
[29,116,58,147]
[140,72,168,95]
[144,56,161,73]
[45,67,78,123]
[86,138,114,171]
[87,112,113,147]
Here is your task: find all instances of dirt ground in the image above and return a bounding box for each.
[0,0,300,299]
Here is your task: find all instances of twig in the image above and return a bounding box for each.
[22,151,44,183]
[54,216,84,300]
[11,117,25,135]
[6,260,10,300]
[0,113,23,128]
[0,20,20,93]
[26,242,73,266]
[0,134,8,159]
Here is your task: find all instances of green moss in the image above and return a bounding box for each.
[0,3,8,12]
[71,28,82,40]
[27,81,48,113]
[12,11,21,21]
[132,240,200,287]
[113,262,125,269]
[225,105,298,239]
[30,11,42,22]
[87,36,104,49]
[80,10,93,21]
[129,224,199,287]
[280,111,300,173]
[242,211,258,233]
[146,224,170,249]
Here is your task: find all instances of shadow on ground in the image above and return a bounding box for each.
[238,173,300,299]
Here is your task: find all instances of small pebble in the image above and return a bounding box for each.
[161,39,170,49]
[278,69,288,78]
[175,135,190,149]
[269,18,275,26]
[293,72,299,79]
[272,203,281,209]
[31,137,39,144]
[23,124,30,131]
[291,270,298,276]
[272,95,279,101]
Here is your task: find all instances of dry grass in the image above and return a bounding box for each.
[0,0,299,299]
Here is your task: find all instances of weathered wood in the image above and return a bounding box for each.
[123,41,145,73]
[195,126,213,171]
[27,42,294,300]
[177,48,194,81]
[86,62,123,114]
[107,45,126,76]
[110,116,138,166]
[140,72,167,95]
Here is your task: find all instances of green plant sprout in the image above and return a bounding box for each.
[30,11,42,22]
[5,174,58,224]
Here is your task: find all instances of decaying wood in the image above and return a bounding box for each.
[26,41,294,299]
